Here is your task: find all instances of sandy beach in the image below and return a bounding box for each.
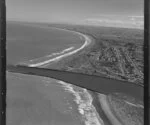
[21,27,92,67]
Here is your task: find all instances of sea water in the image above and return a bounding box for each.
[7,21,83,65]
[6,21,102,125]
[7,72,103,125]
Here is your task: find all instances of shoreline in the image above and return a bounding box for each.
[22,27,92,67]
[57,80,105,125]
[19,27,106,124]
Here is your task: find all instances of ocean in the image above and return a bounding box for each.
[7,21,84,65]
[6,21,143,125]
[7,72,104,125]
[6,22,103,125]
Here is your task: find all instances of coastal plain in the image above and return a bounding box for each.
[45,23,144,86]
[42,23,144,125]
[6,22,144,125]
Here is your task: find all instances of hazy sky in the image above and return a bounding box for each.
[6,0,143,23]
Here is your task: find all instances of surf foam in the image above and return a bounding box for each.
[24,28,91,67]
[57,80,104,125]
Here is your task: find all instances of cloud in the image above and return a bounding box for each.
[85,19,124,24]
[82,15,144,29]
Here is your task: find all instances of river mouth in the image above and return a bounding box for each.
[7,22,143,101]
[7,64,143,102]
[6,22,144,125]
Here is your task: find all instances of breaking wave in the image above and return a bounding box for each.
[57,81,104,125]
[22,28,91,67]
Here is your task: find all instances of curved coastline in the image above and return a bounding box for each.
[22,27,106,125]
[8,23,144,125]
[25,27,92,67]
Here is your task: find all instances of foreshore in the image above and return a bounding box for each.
[22,27,92,67]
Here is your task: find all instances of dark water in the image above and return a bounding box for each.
[7,21,83,65]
